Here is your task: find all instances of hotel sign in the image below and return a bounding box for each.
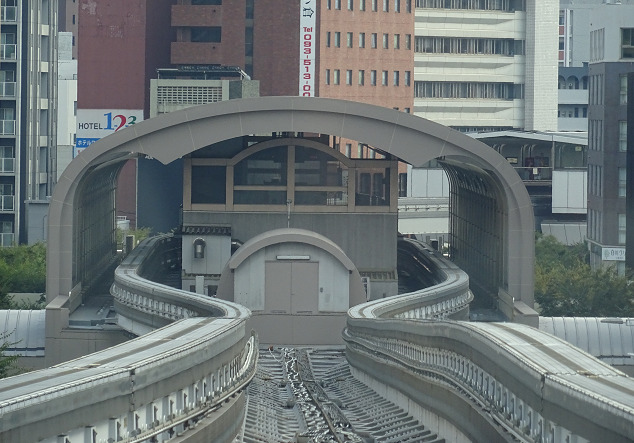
[75,109,144,157]
[299,0,316,97]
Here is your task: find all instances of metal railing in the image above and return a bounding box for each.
[0,44,16,60]
[0,82,16,97]
[0,195,14,211]
[0,157,15,173]
[345,240,634,443]
[0,120,16,135]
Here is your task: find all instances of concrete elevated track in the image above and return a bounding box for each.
[1,236,633,442]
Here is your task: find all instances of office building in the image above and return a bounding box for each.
[0,0,58,245]
[586,4,634,273]
[413,1,558,132]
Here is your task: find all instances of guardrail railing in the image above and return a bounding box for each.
[0,234,257,443]
[345,239,634,443]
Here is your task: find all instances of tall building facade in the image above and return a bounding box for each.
[412,0,558,132]
[0,0,58,245]
[586,4,634,273]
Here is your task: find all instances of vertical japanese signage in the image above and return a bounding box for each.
[300,0,316,97]
[75,109,143,157]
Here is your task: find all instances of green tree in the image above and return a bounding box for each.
[0,243,46,309]
[0,331,20,379]
[534,234,634,316]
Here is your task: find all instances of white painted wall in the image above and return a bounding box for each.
[234,242,350,313]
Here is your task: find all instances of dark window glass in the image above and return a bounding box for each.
[192,0,222,5]
[191,27,221,43]
[191,166,226,204]
[234,146,287,186]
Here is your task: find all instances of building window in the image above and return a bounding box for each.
[394,34,400,49]
[334,69,340,85]
[326,32,331,47]
[393,71,399,86]
[395,0,400,12]
[371,70,377,86]
[620,74,628,105]
[372,0,377,11]
[398,173,407,197]
[359,70,365,85]
[348,0,354,10]
[406,0,411,12]
[383,0,389,11]
[190,27,221,43]
[619,167,626,197]
[382,70,388,86]
[325,69,331,85]
[415,36,519,55]
[327,0,331,9]
[383,33,389,49]
[347,32,353,48]
[405,34,411,50]
[620,121,627,151]
[619,213,627,244]
[359,32,366,48]
[622,28,634,58]
[334,32,341,48]
[404,107,410,113]
[345,143,352,157]
[335,0,341,9]
[346,70,352,85]
[404,71,410,86]
[371,33,377,48]
[360,0,366,10]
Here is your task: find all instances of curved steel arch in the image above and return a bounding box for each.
[47,96,534,317]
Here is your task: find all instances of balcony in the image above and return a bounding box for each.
[1,6,17,22]
[0,120,15,135]
[0,82,16,97]
[0,194,14,212]
[0,157,15,173]
[0,232,14,247]
[0,44,16,60]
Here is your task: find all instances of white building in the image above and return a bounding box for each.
[57,32,77,180]
[413,0,558,132]
[1,0,58,245]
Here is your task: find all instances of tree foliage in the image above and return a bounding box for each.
[0,331,20,379]
[0,243,46,309]
[534,233,634,317]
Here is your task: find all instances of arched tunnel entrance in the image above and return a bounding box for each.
[47,97,535,328]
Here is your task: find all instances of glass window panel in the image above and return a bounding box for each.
[191,166,226,204]
[234,146,287,186]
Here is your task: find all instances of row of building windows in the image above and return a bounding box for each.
[414,0,524,11]
[414,81,522,99]
[414,37,523,56]
[325,69,411,87]
[557,107,587,118]
[588,120,603,151]
[587,119,626,153]
[588,211,627,246]
[327,0,412,13]
[327,0,524,11]
[588,164,626,199]
[326,32,411,50]
[588,74,604,106]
